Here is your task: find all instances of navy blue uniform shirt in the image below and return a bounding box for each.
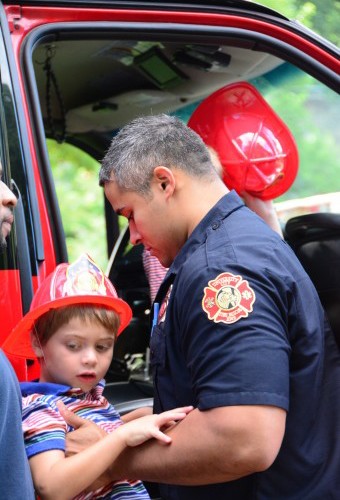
[150,191,340,500]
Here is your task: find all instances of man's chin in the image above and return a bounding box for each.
[159,256,172,269]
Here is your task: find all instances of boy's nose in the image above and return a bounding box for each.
[82,349,97,366]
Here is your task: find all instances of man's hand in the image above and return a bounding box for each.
[58,400,113,491]
[57,400,107,457]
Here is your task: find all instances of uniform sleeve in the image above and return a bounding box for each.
[22,395,68,458]
[173,239,294,412]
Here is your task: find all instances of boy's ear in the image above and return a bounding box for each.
[30,331,44,358]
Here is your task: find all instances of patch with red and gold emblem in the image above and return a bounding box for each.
[202,272,255,324]
[158,285,173,324]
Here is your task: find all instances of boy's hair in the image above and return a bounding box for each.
[33,304,120,346]
[99,113,216,196]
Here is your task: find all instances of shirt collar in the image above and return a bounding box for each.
[170,191,244,276]
[20,379,106,398]
[153,191,243,306]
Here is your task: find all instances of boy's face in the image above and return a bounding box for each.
[37,316,115,392]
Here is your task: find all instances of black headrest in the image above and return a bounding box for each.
[285,213,340,349]
[285,213,340,247]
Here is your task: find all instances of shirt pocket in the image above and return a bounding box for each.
[150,323,167,369]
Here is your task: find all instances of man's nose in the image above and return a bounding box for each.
[0,182,17,208]
[129,220,142,246]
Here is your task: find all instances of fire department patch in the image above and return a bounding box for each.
[202,272,255,324]
[158,285,173,324]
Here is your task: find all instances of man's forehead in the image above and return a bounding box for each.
[104,180,125,211]
[104,179,119,196]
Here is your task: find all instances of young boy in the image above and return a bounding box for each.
[6,253,191,499]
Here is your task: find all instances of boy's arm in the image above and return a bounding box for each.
[63,406,153,456]
[29,406,192,500]
[28,432,126,500]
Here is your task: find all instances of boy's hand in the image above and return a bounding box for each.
[119,406,194,447]
[60,398,193,449]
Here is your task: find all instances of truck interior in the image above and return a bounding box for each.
[11,13,340,389]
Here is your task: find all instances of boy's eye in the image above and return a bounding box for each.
[96,343,113,352]
[66,342,80,351]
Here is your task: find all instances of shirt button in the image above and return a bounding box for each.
[212,222,220,230]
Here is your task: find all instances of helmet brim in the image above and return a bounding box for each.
[2,294,132,359]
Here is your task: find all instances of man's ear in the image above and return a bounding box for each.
[30,331,44,358]
[153,166,175,196]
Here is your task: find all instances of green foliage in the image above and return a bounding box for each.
[256,0,340,46]
[47,140,107,269]
[252,69,340,201]
[46,2,339,262]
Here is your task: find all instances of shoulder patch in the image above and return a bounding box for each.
[202,272,255,324]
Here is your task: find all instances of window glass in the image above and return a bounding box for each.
[176,63,340,223]
[47,140,107,269]
[254,65,340,221]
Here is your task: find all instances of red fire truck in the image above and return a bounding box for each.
[0,1,339,394]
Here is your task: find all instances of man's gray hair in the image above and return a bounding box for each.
[99,113,215,196]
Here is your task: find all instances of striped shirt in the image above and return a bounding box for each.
[21,380,150,499]
[142,248,168,303]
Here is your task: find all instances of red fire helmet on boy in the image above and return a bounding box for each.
[188,81,299,200]
[3,253,132,359]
